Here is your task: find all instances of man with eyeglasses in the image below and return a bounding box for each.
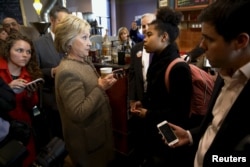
[33,6,70,147]
[2,17,20,34]
[2,17,39,40]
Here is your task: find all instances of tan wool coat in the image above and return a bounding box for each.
[55,58,114,167]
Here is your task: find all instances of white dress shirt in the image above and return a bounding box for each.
[51,31,55,41]
[194,62,250,167]
[142,47,150,92]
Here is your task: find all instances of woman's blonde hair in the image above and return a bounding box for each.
[54,15,91,54]
[117,27,129,42]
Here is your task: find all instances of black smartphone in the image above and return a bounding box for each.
[25,78,45,91]
[157,120,179,146]
[12,78,44,94]
[26,78,44,87]
[112,68,125,79]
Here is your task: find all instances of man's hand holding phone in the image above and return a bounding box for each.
[163,122,193,147]
[157,120,179,147]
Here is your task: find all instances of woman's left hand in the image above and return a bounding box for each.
[98,74,117,90]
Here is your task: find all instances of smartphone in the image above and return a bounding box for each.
[26,78,45,87]
[112,68,125,79]
[12,78,44,94]
[157,120,179,146]
[25,78,45,91]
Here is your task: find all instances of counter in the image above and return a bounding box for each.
[94,63,133,155]
[93,63,130,70]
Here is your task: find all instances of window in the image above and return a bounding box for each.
[92,0,111,35]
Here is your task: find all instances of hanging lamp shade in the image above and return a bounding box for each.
[33,0,43,16]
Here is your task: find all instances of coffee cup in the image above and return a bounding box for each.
[100,67,112,78]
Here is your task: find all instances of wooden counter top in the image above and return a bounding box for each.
[93,63,130,70]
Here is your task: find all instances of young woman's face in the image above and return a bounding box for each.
[0,30,8,40]
[70,31,91,60]
[143,24,166,54]
[9,40,31,67]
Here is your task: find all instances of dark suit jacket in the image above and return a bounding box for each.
[0,77,15,115]
[128,42,144,101]
[33,33,64,110]
[191,75,250,167]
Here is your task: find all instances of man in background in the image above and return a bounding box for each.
[128,13,156,166]
[167,0,250,166]
[2,17,39,40]
[0,77,15,142]
[2,17,20,34]
[129,20,144,44]
[129,13,156,107]
[33,6,70,145]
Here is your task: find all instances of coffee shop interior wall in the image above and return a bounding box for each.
[1,0,158,33]
[1,0,201,53]
[114,0,157,35]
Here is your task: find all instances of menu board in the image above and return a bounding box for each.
[159,0,168,7]
[0,0,23,25]
[176,0,210,7]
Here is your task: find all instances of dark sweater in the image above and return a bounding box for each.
[141,44,195,167]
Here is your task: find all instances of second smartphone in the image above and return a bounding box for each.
[157,120,179,146]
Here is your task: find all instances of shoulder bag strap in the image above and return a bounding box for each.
[165,58,185,91]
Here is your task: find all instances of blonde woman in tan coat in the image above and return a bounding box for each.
[54,15,117,167]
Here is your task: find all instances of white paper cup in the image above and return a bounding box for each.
[100,67,112,78]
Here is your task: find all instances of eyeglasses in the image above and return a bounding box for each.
[3,22,18,28]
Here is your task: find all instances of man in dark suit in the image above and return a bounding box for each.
[33,6,69,143]
[129,21,143,44]
[128,13,155,166]
[0,77,15,142]
[129,13,156,105]
[166,1,250,167]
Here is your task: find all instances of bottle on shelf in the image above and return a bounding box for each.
[89,41,99,63]
[102,29,112,63]
[111,41,118,64]
[117,41,125,65]
[124,38,131,64]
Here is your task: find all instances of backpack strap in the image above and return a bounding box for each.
[165,58,185,91]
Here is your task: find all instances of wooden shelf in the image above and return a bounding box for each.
[176,29,202,53]
[174,1,212,52]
